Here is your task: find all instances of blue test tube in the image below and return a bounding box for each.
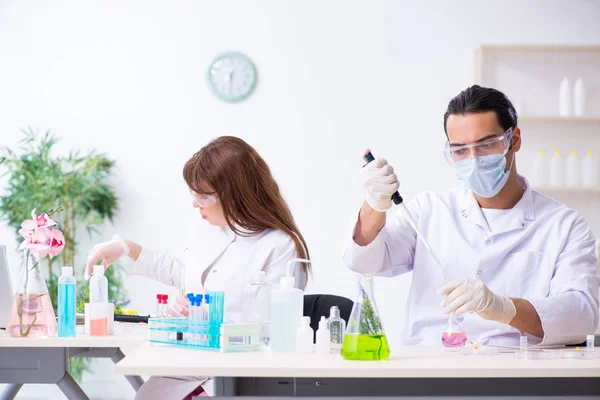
[204,293,211,323]
[186,293,194,322]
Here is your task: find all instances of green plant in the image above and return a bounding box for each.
[0,128,127,379]
[358,285,383,335]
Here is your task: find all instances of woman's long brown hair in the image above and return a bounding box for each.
[183,136,310,272]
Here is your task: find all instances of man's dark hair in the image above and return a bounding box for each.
[443,85,517,135]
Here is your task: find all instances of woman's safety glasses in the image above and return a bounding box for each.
[443,128,513,165]
[190,190,218,208]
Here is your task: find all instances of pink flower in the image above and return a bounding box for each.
[48,229,65,259]
[17,208,65,260]
[19,209,56,237]
[26,227,52,258]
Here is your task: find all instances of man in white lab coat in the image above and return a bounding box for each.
[344,85,599,346]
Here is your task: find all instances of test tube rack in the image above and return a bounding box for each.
[148,317,260,353]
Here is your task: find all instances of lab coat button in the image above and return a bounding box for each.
[485,239,491,245]
[477,270,482,275]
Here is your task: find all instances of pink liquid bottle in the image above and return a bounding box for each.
[441,315,467,348]
[89,265,108,337]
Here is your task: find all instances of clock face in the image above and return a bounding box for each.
[207,52,257,102]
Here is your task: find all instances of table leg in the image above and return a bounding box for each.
[110,349,145,392]
[0,384,23,400]
[56,372,90,400]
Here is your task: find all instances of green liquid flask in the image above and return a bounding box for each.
[341,275,390,361]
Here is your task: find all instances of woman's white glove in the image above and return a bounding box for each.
[85,235,130,279]
[438,278,516,325]
[361,157,400,212]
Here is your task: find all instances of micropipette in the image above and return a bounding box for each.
[363,150,464,345]
[363,150,449,283]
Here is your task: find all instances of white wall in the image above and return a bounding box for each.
[1,1,599,398]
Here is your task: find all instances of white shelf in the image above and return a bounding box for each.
[535,187,600,194]
[519,116,600,125]
[478,45,600,54]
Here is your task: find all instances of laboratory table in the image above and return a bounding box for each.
[0,324,147,400]
[115,343,600,398]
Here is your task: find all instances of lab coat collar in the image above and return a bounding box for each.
[229,224,269,241]
[460,175,535,235]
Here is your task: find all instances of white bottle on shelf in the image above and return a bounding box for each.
[559,77,572,117]
[566,150,581,188]
[295,316,314,354]
[573,77,585,117]
[549,149,564,187]
[582,150,599,188]
[532,149,547,188]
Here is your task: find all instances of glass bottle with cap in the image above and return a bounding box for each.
[327,306,346,353]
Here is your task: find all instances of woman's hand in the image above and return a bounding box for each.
[168,293,190,317]
[85,235,130,278]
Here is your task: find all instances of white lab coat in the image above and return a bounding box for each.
[129,219,307,399]
[344,176,599,347]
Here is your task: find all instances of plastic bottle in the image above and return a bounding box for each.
[559,77,572,116]
[242,271,273,347]
[58,266,76,337]
[549,149,564,187]
[566,150,581,187]
[327,306,346,353]
[587,334,595,357]
[296,316,314,354]
[270,258,310,352]
[89,265,108,336]
[582,150,599,188]
[574,77,585,117]
[532,149,547,188]
[316,316,331,355]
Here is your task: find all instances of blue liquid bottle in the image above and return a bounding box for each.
[58,266,76,337]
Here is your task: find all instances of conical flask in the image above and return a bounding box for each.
[441,315,466,348]
[6,250,57,337]
[341,275,390,361]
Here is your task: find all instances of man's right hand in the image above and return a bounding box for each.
[362,157,400,212]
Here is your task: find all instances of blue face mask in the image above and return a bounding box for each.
[455,153,514,198]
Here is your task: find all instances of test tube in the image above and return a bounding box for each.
[197,294,205,321]
[204,294,211,323]
[156,294,162,317]
[520,336,527,353]
[186,293,194,322]
[587,334,595,355]
[162,294,169,318]
[195,294,203,345]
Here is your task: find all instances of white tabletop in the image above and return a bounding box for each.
[0,323,147,348]
[115,343,600,379]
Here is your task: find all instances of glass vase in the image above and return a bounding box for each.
[341,274,390,361]
[6,250,57,337]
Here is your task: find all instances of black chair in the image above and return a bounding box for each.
[303,294,353,342]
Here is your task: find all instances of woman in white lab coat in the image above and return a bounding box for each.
[85,136,310,399]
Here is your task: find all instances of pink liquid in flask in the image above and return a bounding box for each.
[442,332,467,348]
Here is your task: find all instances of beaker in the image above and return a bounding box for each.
[441,315,467,348]
[341,275,390,361]
[6,250,57,337]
